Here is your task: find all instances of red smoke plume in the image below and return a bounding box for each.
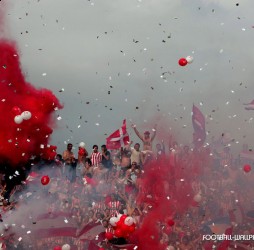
[0,40,62,167]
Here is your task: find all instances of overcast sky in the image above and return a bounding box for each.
[3,0,254,154]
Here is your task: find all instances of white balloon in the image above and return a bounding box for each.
[186,56,194,64]
[124,216,134,226]
[62,244,71,250]
[193,193,202,202]
[116,213,122,221]
[14,115,23,124]
[109,217,118,227]
[79,142,86,148]
[21,111,32,120]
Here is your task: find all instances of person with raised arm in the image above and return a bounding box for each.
[131,123,157,164]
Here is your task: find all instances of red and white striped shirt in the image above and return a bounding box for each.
[108,201,121,216]
[91,152,102,166]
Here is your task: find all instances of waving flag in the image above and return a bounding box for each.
[106,119,129,149]
[244,100,254,110]
[32,212,77,238]
[192,104,206,148]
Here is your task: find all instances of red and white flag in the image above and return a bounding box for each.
[106,120,130,149]
[192,104,206,148]
[244,99,254,110]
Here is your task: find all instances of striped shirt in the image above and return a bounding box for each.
[91,152,102,166]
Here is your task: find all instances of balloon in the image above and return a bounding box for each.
[167,219,175,227]
[243,164,251,173]
[116,220,124,227]
[124,216,134,226]
[193,193,202,202]
[116,213,122,221]
[185,56,194,64]
[41,175,50,185]
[129,224,136,233]
[21,111,32,120]
[119,214,127,222]
[105,232,114,240]
[14,115,23,124]
[62,244,71,250]
[53,246,62,250]
[79,142,86,148]
[109,217,118,227]
[98,248,105,250]
[114,228,124,238]
[78,148,85,156]
[12,106,21,115]
[178,58,188,66]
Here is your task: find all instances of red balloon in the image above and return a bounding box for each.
[121,223,130,233]
[78,148,85,156]
[114,228,124,238]
[41,175,50,185]
[178,58,188,66]
[53,246,62,250]
[243,164,251,173]
[105,232,114,240]
[116,220,123,227]
[12,106,22,115]
[129,224,136,233]
[119,214,128,222]
[167,219,175,226]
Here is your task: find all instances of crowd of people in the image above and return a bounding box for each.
[0,125,254,250]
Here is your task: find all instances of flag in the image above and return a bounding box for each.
[106,119,130,149]
[31,212,77,238]
[243,99,254,110]
[192,104,206,148]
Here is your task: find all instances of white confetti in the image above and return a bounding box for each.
[219,49,223,53]
[242,28,246,31]
[78,125,81,128]
[21,225,25,229]
[27,231,31,234]
[57,116,62,121]
[95,123,100,126]
[18,237,22,241]
[42,73,47,76]
[64,219,68,223]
